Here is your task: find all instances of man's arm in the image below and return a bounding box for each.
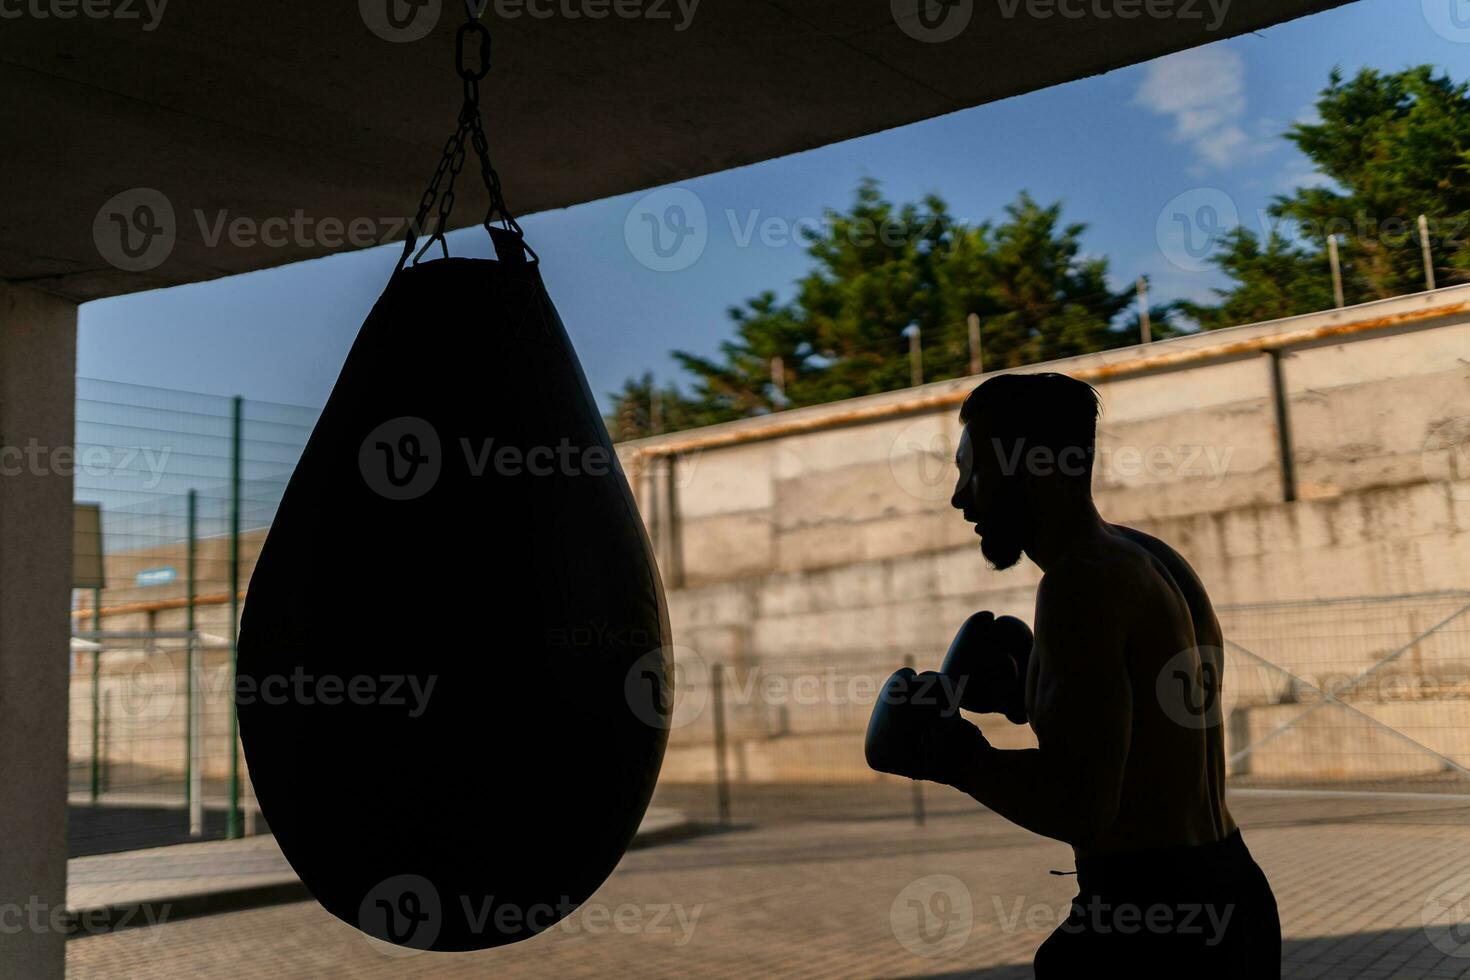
[942,562,1133,848]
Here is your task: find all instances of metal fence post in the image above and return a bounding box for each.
[101,688,112,792]
[186,488,202,837]
[711,663,731,827]
[227,396,243,838]
[1419,214,1436,292]
[90,585,101,803]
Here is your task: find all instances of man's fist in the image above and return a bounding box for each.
[865,668,989,785]
[940,611,1033,725]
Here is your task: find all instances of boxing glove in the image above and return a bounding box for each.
[940,611,1033,725]
[865,668,989,785]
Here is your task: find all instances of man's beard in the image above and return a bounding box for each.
[977,485,1028,570]
[980,525,1025,570]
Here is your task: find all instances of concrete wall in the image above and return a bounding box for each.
[0,282,76,980]
[620,287,1470,786]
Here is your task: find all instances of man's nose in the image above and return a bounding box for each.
[950,483,967,512]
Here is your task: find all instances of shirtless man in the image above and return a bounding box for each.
[866,372,1280,976]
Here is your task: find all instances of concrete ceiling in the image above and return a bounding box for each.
[2,0,1352,303]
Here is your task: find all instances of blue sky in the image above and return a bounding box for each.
[79,0,1470,413]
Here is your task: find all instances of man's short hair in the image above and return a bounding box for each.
[958,372,1101,480]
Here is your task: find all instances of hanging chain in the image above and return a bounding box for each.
[398,8,533,269]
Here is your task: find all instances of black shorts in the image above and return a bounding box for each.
[1034,829,1281,978]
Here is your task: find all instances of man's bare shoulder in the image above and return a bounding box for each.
[1108,524,1204,584]
[1036,540,1154,616]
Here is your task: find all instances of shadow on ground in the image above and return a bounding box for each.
[68,805,269,857]
[906,926,1470,978]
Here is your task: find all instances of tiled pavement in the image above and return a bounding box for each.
[67,791,1470,978]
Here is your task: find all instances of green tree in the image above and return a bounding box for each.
[1187,65,1470,327]
[954,193,1132,366]
[1278,65,1470,299]
[611,182,1136,432]
[1178,229,1338,330]
[604,372,716,442]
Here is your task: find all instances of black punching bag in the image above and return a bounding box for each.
[236,241,672,950]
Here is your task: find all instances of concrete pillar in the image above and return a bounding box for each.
[0,281,76,979]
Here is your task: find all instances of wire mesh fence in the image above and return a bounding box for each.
[653,594,1470,827]
[1218,592,1470,793]
[67,379,1470,852]
[69,379,314,855]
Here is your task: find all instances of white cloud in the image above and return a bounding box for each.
[1135,47,1273,172]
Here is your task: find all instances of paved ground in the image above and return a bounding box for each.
[65,807,693,929]
[66,790,1470,978]
[67,769,269,857]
